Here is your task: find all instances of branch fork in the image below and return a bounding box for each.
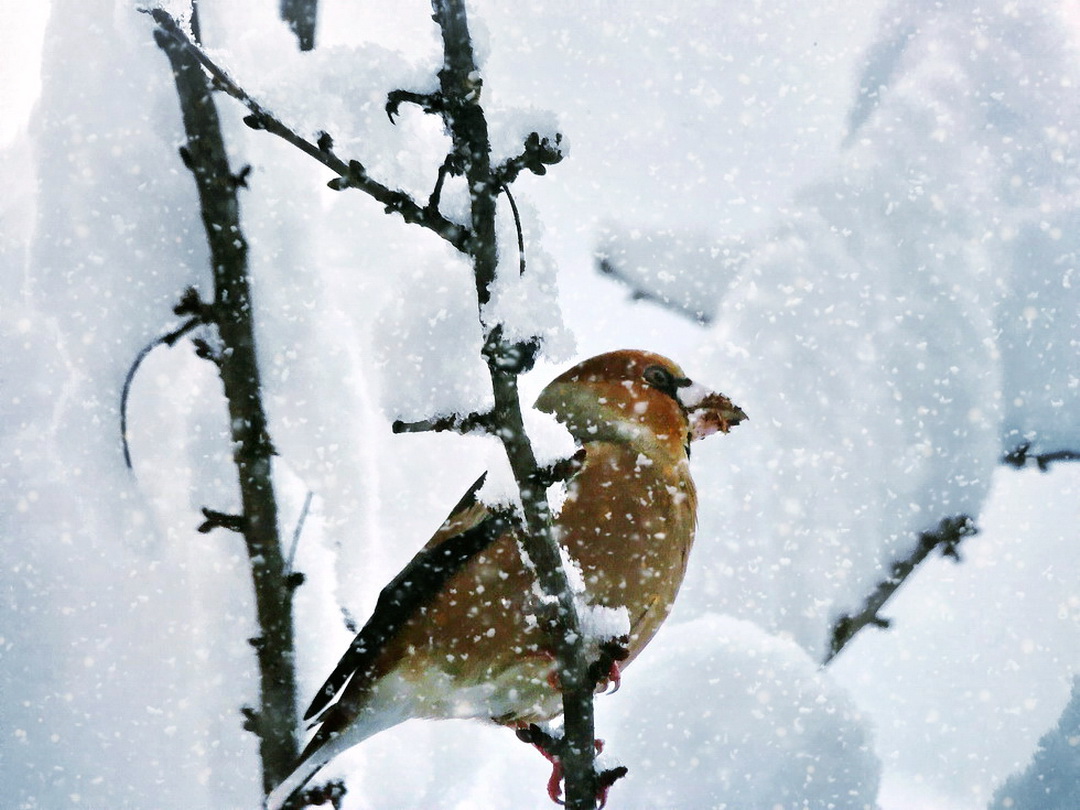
[150,3,602,806]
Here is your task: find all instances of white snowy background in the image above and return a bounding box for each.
[3,1,1079,808]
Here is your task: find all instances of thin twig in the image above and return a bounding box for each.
[148,9,469,251]
[285,490,315,577]
[824,514,977,665]
[391,410,494,435]
[427,154,458,215]
[120,316,202,469]
[500,184,526,276]
[1002,443,1080,472]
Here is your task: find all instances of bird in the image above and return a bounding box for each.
[266,349,746,809]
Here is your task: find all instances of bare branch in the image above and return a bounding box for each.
[597,256,715,325]
[152,16,300,792]
[280,0,318,52]
[148,9,469,252]
[197,507,246,534]
[1002,442,1080,472]
[429,2,599,807]
[592,224,744,325]
[284,490,315,577]
[824,514,977,665]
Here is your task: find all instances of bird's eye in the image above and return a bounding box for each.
[643,365,683,398]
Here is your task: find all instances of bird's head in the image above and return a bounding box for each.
[535,349,746,462]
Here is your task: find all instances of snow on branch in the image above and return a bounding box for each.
[148,9,469,251]
[1002,443,1080,472]
[422,2,603,806]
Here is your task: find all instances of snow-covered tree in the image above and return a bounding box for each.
[2,2,1077,809]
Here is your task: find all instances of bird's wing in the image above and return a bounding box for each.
[302,472,514,721]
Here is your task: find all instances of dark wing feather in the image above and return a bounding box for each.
[303,473,513,721]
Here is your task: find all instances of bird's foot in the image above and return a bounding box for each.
[516,724,627,807]
[588,637,629,695]
[598,659,621,694]
[543,753,564,804]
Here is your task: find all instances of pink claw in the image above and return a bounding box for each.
[604,660,622,694]
[533,738,610,806]
[532,742,565,805]
[547,759,565,805]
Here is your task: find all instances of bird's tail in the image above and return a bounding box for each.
[263,716,358,810]
[264,700,408,810]
[264,750,326,810]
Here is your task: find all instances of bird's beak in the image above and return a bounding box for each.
[677,382,748,441]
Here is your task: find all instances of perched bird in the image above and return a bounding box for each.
[266,349,746,809]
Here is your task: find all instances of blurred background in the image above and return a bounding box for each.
[2,2,1079,807]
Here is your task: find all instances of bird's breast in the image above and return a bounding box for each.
[554,441,697,665]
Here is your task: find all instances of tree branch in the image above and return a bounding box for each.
[152,18,299,794]
[148,9,469,252]
[429,2,599,807]
[824,514,977,665]
[1002,442,1080,472]
[280,0,318,52]
[391,410,494,435]
[154,5,598,804]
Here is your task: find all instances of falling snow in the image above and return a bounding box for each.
[2,1,1079,809]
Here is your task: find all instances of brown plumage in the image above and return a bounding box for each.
[266,349,746,809]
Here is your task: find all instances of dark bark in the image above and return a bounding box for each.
[1003,443,1080,472]
[148,12,468,251]
[151,4,597,805]
[152,12,299,794]
[429,2,599,806]
[281,0,318,51]
[824,514,976,665]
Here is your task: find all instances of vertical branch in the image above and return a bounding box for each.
[151,4,592,804]
[280,0,318,52]
[433,0,498,309]
[431,2,598,808]
[152,15,299,795]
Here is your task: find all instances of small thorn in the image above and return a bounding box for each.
[173,287,205,317]
[232,164,253,189]
[197,507,245,534]
[240,705,259,732]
